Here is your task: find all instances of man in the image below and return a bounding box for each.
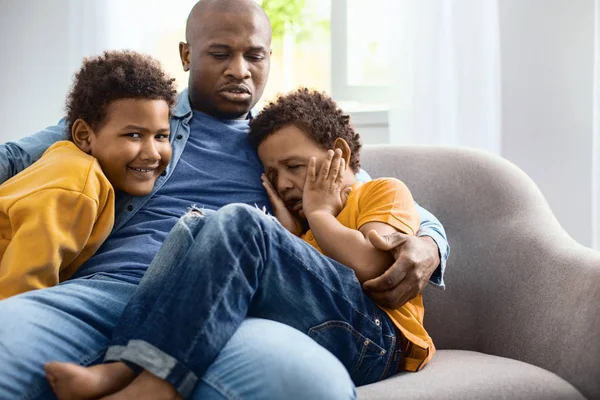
[0,1,448,399]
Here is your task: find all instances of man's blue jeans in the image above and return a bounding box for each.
[0,246,355,399]
[106,204,404,397]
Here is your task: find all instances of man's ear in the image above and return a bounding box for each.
[179,42,191,72]
[71,119,93,153]
[334,138,351,168]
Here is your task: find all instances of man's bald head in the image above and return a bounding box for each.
[185,0,271,43]
[179,0,272,119]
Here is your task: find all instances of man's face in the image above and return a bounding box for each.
[181,10,272,119]
[88,99,172,196]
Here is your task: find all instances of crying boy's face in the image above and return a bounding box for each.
[257,125,332,219]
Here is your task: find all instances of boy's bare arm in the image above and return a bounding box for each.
[305,212,398,283]
[303,152,403,283]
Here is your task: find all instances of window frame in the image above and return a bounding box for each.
[330,0,390,104]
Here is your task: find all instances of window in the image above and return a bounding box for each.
[261,0,391,113]
[99,0,391,115]
[258,0,332,109]
[331,0,391,111]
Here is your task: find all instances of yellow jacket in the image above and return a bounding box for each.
[0,141,114,299]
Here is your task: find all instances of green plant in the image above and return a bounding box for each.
[259,0,306,40]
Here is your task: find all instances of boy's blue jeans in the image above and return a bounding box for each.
[106,204,404,397]
[0,272,355,400]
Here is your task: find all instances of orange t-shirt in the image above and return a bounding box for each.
[301,178,434,371]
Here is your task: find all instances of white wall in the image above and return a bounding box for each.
[351,111,390,145]
[0,0,196,144]
[499,0,596,247]
[0,0,74,141]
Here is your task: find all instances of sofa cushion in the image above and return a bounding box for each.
[357,350,584,400]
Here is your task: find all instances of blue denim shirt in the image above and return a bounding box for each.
[0,90,449,287]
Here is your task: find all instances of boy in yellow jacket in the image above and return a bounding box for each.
[0,50,176,299]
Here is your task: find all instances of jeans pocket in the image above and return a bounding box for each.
[307,320,388,386]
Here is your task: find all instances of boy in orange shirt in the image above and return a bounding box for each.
[255,88,435,372]
[0,50,175,299]
[45,88,434,400]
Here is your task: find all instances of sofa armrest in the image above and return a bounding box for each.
[361,145,600,399]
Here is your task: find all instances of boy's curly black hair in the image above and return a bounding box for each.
[249,88,362,173]
[66,50,178,135]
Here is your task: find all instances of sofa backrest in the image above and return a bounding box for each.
[360,145,600,399]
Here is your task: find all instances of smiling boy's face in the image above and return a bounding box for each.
[85,98,172,197]
[257,124,351,219]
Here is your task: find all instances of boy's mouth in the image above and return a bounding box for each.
[285,198,303,214]
[291,200,303,213]
[129,167,155,173]
[128,166,159,179]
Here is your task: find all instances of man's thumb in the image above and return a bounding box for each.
[368,230,408,250]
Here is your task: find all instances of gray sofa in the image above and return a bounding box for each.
[357,145,600,400]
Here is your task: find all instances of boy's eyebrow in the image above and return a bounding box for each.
[278,156,301,164]
[121,125,170,133]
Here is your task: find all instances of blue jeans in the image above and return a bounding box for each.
[106,204,404,398]
[0,261,355,399]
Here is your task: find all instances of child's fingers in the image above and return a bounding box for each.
[306,157,317,186]
[335,158,345,185]
[327,149,343,185]
[319,150,335,182]
[261,174,285,207]
[323,149,343,189]
[263,183,284,209]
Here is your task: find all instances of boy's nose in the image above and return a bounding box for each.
[276,177,295,197]
[141,140,161,160]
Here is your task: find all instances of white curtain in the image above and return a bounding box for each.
[593,0,600,250]
[388,0,501,153]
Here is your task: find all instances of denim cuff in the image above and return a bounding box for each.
[417,230,448,290]
[106,340,199,398]
[104,345,126,362]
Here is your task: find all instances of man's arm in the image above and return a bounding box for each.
[0,119,67,183]
[362,203,449,309]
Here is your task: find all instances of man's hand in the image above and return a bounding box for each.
[363,230,440,309]
[261,174,304,236]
